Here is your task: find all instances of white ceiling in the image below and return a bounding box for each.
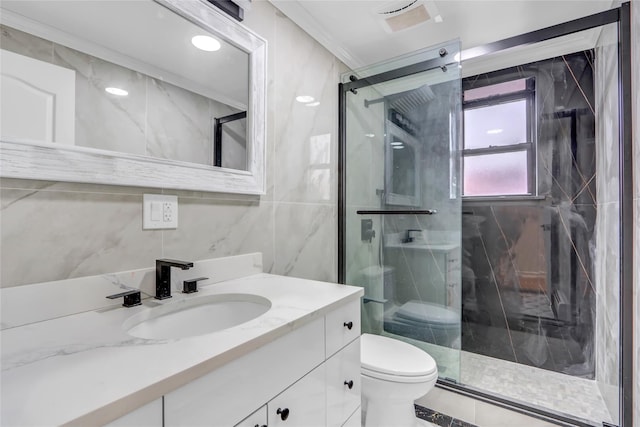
[269,0,615,72]
[1,1,249,109]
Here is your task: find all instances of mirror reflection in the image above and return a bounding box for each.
[0,0,250,170]
[385,119,421,207]
[214,112,247,170]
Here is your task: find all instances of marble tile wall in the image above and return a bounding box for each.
[594,23,621,422]
[459,52,600,390]
[0,1,343,288]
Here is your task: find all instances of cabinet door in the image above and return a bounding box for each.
[235,406,267,427]
[104,398,162,427]
[268,363,326,427]
[325,299,360,358]
[326,338,361,427]
[164,318,324,426]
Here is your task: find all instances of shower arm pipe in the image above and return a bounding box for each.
[356,209,437,215]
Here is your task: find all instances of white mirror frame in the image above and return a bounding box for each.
[0,0,267,195]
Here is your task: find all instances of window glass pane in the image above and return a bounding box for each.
[464,150,528,196]
[464,78,527,101]
[464,100,527,149]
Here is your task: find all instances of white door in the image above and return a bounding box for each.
[0,49,75,145]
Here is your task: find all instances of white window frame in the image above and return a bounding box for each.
[461,77,537,199]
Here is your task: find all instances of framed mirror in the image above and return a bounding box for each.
[0,0,266,194]
[385,119,421,207]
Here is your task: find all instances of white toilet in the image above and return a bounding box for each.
[360,333,438,427]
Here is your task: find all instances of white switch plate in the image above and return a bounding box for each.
[143,194,178,229]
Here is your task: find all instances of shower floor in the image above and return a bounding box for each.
[380,331,614,425]
[459,351,614,425]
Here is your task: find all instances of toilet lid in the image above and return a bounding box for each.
[395,301,459,326]
[361,333,437,377]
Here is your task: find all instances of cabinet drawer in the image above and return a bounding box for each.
[104,398,162,427]
[325,298,360,357]
[235,405,267,427]
[268,363,326,427]
[164,317,324,426]
[341,406,361,427]
[326,338,361,427]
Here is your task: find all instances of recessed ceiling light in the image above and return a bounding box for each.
[365,133,375,138]
[487,129,503,134]
[191,35,221,52]
[392,145,405,150]
[306,101,320,107]
[296,95,315,103]
[390,141,404,146]
[105,87,128,96]
[434,15,443,23]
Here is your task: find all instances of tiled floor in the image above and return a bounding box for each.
[382,331,613,425]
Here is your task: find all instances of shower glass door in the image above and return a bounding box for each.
[340,40,462,382]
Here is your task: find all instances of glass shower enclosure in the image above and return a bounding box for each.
[338,40,462,381]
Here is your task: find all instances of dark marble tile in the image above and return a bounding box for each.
[415,405,478,427]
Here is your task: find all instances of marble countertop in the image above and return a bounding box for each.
[1,273,363,426]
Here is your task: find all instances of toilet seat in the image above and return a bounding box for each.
[394,300,458,326]
[362,366,437,383]
[361,333,437,383]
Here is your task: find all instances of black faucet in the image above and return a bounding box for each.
[402,229,422,243]
[155,259,194,300]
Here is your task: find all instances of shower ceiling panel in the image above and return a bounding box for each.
[268,0,614,69]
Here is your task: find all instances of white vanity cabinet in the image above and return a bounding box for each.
[386,244,460,307]
[235,406,267,427]
[164,298,361,427]
[104,398,163,427]
[164,317,325,426]
[267,363,326,426]
[325,338,361,427]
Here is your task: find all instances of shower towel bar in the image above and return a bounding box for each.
[356,209,437,215]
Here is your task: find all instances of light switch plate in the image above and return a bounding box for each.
[143,194,178,229]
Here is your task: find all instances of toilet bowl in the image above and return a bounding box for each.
[384,300,460,348]
[361,333,438,427]
[359,265,459,348]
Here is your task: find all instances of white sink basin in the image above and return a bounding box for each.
[124,293,271,340]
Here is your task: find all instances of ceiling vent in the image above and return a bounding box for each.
[374,0,442,33]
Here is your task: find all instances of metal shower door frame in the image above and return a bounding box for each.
[338,3,633,426]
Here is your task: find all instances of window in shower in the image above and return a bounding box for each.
[462,77,536,197]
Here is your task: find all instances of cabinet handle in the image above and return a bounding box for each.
[277,407,290,421]
[344,380,354,389]
[343,321,353,330]
[254,425,267,427]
